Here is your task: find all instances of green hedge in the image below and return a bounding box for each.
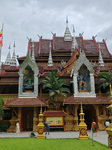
[0,120,10,132]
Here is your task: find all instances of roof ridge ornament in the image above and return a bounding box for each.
[64,16,72,41]
[5,44,11,65]
[98,44,104,66]
[11,40,17,66]
[71,25,78,55]
[48,42,53,66]
[32,41,35,62]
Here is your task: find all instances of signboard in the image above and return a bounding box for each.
[46,117,63,126]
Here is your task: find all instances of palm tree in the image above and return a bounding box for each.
[41,71,70,110]
[97,72,112,96]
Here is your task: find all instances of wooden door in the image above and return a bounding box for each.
[21,108,33,131]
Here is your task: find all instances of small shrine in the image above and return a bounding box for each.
[78,103,88,140]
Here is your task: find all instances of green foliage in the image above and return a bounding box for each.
[97,72,112,96]
[0,138,108,150]
[0,120,10,132]
[41,71,70,109]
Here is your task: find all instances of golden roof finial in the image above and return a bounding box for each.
[110,84,112,104]
[110,84,112,96]
[81,102,83,113]
[40,104,42,114]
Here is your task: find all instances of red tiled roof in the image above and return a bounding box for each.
[94,66,110,71]
[97,42,112,58]
[84,40,99,55]
[44,66,57,71]
[26,41,39,59]
[64,96,109,104]
[39,39,52,54]
[43,111,66,116]
[93,65,111,75]
[4,96,48,107]
[39,72,47,76]
[53,37,71,50]
[0,78,18,83]
[0,72,19,77]
[63,49,80,68]
[53,37,85,51]
[5,66,19,72]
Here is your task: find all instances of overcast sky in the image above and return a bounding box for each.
[0,0,112,62]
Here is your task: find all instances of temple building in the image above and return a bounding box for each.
[0,18,112,132]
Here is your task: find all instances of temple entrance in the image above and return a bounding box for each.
[78,105,97,130]
[21,108,33,131]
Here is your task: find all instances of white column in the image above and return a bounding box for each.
[90,73,95,94]
[34,74,38,97]
[19,74,23,97]
[73,73,78,96]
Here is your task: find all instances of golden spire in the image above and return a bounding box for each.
[81,102,83,113]
[107,84,112,111]
[110,84,112,101]
[40,104,42,114]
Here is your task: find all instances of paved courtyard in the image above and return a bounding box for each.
[0,131,108,146]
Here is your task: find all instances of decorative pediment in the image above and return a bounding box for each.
[18,54,39,98]
[19,54,39,75]
[72,50,96,97]
[73,50,94,74]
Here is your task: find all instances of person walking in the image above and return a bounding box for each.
[91,120,97,137]
[16,121,20,134]
[44,121,50,135]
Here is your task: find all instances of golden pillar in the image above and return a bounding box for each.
[73,105,79,131]
[106,85,112,150]
[7,108,17,132]
[37,105,45,139]
[17,107,21,121]
[78,103,88,140]
[17,107,21,131]
[33,107,38,132]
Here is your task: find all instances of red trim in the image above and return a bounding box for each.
[81,36,86,49]
[43,66,57,70]
[27,41,31,54]
[103,41,112,57]
[64,96,109,103]
[4,96,48,106]
[93,39,99,52]
[39,39,42,54]
[39,72,47,76]
[53,36,55,50]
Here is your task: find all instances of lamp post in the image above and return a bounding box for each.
[106,85,112,150]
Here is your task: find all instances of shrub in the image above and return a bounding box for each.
[0,120,10,132]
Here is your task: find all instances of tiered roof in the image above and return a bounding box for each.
[63,96,110,104]
[4,96,48,107]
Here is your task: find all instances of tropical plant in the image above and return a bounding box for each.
[97,72,112,96]
[41,71,70,109]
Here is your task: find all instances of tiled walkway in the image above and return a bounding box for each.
[0,131,108,146]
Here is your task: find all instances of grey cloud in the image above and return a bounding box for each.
[0,0,112,62]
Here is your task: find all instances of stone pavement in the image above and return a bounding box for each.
[0,131,108,146]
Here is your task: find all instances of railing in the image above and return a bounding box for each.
[96,93,108,98]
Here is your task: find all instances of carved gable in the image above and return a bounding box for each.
[19,54,39,98]
[72,51,96,97]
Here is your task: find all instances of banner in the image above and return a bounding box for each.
[0,30,3,47]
